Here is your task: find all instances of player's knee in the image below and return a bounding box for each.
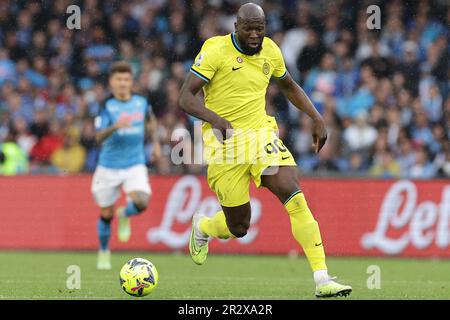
[228,223,249,238]
[133,199,148,212]
[100,207,114,220]
[133,193,150,212]
[100,216,113,224]
[279,178,300,201]
[278,187,297,202]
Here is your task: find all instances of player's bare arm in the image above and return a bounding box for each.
[275,73,327,153]
[146,112,162,159]
[179,73,233,141]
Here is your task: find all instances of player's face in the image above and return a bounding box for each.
[109,72,133,98]
[236,18,265,55]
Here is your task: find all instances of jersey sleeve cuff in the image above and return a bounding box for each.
[275,70,288,80]
[190,68,210,83]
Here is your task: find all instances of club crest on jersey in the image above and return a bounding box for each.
[236,56,243,63]
[262,62,270,75]
[195,53,204,66]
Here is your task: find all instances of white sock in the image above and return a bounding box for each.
[314,269,330,286]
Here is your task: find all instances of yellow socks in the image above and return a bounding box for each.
[284,191,327,272]
[199,211,235,240]
[198,193,326,272]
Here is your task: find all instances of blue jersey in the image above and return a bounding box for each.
[95,94,151,169]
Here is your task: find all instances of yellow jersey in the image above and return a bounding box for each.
[190,32,287,130]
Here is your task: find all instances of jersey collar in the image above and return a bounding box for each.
[231,32,246,55]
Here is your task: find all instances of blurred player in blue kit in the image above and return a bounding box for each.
[92,61,161,270]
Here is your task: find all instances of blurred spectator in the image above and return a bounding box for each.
[335,55,359,99]
[411,111,434,146]
[292,115,313,158]
[369,150,401,178]
[311,142,341,173]
[303,52,337,111]
[29,120,64,171]
[0,132,28,175]
[343,111,378,152]
[359,34,392,78]
[297,28,326,76]
[437,143,450,178]
[0,49,16,86]
[347,152,367,174]
[396,41,420,94]
[396,139,416,173]
[421,83,443,122]
[405,147,437,178]
[29,110,49,140]
[11,117,36,154]
[280,3,309,81]
[337,65,377,118]
[80,119,98,172]
[51,128,86,174]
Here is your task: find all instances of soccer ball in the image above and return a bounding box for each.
[119,257,158,297]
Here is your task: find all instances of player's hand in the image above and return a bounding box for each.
[114,117,132,130]
[311,117,327,153]
[211,116,233,143]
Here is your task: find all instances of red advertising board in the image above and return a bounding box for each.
[0,175,448,257]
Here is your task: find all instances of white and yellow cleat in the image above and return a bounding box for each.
[315,277,352,298]
[96,250,112,270]
[116,206,131,243]
[189,212,209,265]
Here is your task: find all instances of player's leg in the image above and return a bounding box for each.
[261,166,326,271]
[190,164,251,265]
[123,191,150,216]
[199,202,251,239]
[92,166,122,270]
[116,191,150,242]
[220,203,251,237]
[190,203,250,265]
[261,166,352,297]
[96,206,114,270]
[118,164,152,242]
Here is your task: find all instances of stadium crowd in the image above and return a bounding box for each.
[0,0,448,178]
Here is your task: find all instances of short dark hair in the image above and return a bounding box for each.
[109,61,132,77]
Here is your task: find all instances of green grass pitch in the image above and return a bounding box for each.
[0,251,448,299]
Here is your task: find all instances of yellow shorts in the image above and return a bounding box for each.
[204,116,296,207]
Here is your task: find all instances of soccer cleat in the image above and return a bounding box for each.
[116,206,131,242]
[189,212,209,265]
[97,250,112,270]
[315,277,352,298]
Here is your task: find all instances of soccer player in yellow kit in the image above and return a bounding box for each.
[179,3,352,298]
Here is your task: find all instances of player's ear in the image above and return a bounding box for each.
[234,21,237,32]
